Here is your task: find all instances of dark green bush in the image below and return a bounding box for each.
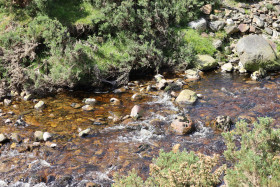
[222,117,280,187]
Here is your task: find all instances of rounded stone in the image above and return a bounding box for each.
[34,131,44,141]
[175,89,197,105]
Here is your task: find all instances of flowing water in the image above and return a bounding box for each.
[1,71,280,186]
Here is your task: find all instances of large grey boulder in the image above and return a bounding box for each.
[188,18,207,32]
[195,55,218,71]
[236,35,279,71]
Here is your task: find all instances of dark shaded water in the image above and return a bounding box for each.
[1,71,280,185]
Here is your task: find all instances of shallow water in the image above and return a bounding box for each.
[1,71,280,185]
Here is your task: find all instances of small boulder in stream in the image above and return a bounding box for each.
[130,105,144,120]
[214,116,232,131]
[175,89,197,105]
[79,128,91,137]
[4,99,11,106]
[82,105,94,111]
[171,116,194,135]
[195,55,218,71]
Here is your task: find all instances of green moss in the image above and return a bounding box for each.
[179,28,216,56]
[48,0,104,26]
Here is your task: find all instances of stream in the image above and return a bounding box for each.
[1,71,280,186]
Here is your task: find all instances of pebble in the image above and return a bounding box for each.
[4,99,11,106]
[79,128,91,137]
[43,132,52,141]
[0,134,7,143]
[82,105,94,111]
[4,119,12,124]
[34,131,44,141]
[83,98,97,105]
[34,101,45,110]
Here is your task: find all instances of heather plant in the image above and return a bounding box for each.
[113,150,225,187]
[222,117,280,187]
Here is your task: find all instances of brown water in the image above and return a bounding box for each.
[1,71,280,185]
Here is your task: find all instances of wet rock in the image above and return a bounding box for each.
[135,144,150,153]
[251,69,266,81]
[236,35,278,71]
[175,89,197,105]
[214,116,232,131]
[200,4,212,14]
[34,101,45,110]
[197,94,203,98]
[53,175,73,187]
[43,132,52,141]
[10,133,21,142]
[79,128,91,137]
[34,131,44,141]
[221,63,233,72]
[185,69,200,80]
[82,105,94,111]
[188,18,207,32]
[0,134,7,143]
[130,105,143,119]
[33,183,47,187]
[4,99,11,106]
[0,180,8,187]
[171,115,194,135]
[71,103,82,109]
[154,74,164,82]
[209,20,225,31]
[195,55,218,71]
[4,119,11,124]
[45,141,57,148]
[164,82,182,92]
[113,87,127,93]
[131,93,143,101]
[83,98,97,105]
[23,94,32,101]
[110,98,121,105]
[15,117,28,127]
[156,79,168,90]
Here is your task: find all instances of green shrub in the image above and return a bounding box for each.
[114,150,225,187]
[222,117,280,187]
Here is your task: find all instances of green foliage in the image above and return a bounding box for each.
[222,117,280,187]
[181,29,216,56]
[114,150,225,187]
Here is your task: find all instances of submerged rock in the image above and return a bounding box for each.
[34,101,45,110]
[83,98,97,106]
[110,98,121,105]
[131,93,143,101]
[175,89,197,105]
[82,105,94,111]
[71,103,82,109]
[171,116,194,135]
[185,69,200,80]
[79,128,91,137]
[236,35,278,71]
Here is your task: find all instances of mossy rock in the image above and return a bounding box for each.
[195,55,218,71]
